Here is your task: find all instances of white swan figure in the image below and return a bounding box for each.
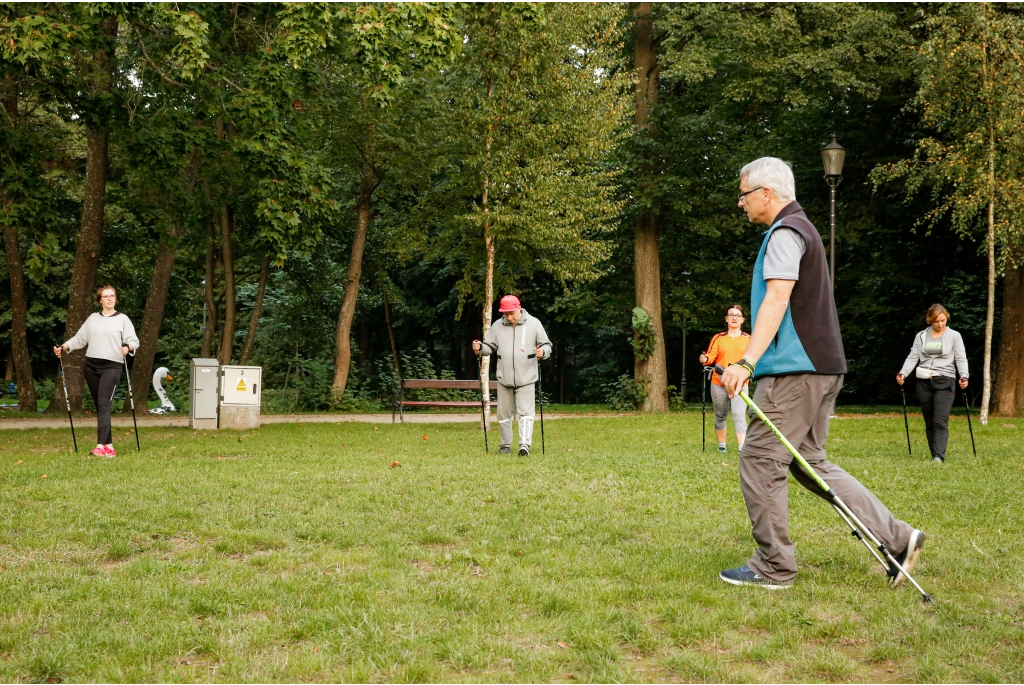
[149,367,176,414]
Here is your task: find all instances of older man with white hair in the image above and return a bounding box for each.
[717,157,925,590]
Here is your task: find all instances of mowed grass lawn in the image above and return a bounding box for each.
[0,413,1022,683]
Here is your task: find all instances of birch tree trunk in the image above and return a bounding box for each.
[632,2,669,412]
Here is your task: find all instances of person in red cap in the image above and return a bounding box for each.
[473,295,552,455]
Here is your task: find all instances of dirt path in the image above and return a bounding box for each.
[0,412,620,430]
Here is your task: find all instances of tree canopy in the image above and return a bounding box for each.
[2,2,1022,417]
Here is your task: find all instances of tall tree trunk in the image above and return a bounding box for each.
[52,16,118,413]
[239,253,270,365]
[332,160,375,398]
[632,2,669,412]
[131,149,200,405]
[384,296,401,378]
[994,264,1023,416]
[2,86,37,412]
[201,221,218,358]
[217,202,236,365]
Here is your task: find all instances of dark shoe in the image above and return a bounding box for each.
[719,564,791,590]
[888,529,925,587]
[497,446,511,455]
[518,445,530,457]
[718,445,727,453]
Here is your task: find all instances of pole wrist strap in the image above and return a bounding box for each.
[736,358,756,376]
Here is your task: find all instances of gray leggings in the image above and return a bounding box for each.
[710,383,747,434]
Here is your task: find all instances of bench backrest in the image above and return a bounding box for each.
[402,379,497,390]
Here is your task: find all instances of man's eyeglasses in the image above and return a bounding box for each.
[738,187,763,203]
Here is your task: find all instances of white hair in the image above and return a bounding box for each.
[740,157,796,203]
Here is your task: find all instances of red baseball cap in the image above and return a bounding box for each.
[498,295,521,312]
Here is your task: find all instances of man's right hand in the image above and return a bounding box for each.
[472,340,481,352]
[54,345,63,358]
[721,363,751,398]
[896,373,905,386]
[699,353,708,365]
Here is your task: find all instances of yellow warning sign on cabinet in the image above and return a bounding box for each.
[236,378,247,392]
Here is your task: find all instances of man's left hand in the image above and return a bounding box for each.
[720,364,750,398]
[535,346,544,359]
[959,377,968,390]
[121,345,130,357]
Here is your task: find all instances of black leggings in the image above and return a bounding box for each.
[916,375,955,461]
[84,357,123,445]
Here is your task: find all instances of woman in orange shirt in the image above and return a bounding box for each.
[699,304,751,452]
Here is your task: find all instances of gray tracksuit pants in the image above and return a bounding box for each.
[497,383,536,448]
[739,374,915,583]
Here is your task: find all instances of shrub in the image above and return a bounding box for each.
[603,374,648,411]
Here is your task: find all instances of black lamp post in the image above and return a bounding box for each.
[821,134,846,288]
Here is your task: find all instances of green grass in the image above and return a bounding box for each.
[0,413,1021,682]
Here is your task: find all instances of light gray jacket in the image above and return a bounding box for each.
[63,311,139,363]
[477,309,552,387]
[899,327,969,380]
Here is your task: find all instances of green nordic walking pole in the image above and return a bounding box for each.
[716,365,933,603]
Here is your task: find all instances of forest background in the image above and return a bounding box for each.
[3,2,1024,422]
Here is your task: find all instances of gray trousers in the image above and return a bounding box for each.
[739,374,914,583]
[497,383,535,447]
[710,383,748,434]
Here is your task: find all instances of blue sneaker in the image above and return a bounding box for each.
[719,564,791,590]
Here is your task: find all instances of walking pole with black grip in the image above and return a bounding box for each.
[538,362,545,455]
[701,366,709,451]
[961,383,976,457]
[900,387,912,456]
[121,342,141,451]
[715,364,934,603]
[56,351,77,453]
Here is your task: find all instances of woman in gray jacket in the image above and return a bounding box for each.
[54,285,139,457]
[896,303,968,462]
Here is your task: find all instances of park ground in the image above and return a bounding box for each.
[0,413,1021,682]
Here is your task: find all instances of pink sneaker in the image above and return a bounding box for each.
[90,446,106,457]
[103,445,116,457]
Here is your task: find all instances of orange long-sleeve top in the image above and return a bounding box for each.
[704,331,751,386]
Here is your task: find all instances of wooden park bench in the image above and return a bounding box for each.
[393,379,497,424]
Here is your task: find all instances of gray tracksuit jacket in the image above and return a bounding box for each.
[477,309,552,387]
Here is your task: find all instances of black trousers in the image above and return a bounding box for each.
[84,357,123,445]
[916,375,955,461]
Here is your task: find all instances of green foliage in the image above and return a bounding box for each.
[603,373,648,411]
[869,3,1024,251]
[630,307,656,361]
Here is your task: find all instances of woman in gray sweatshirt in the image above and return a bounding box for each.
[54,285,139,457]
[896,303,969,462]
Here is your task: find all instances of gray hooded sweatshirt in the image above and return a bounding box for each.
[477,308,552,387]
